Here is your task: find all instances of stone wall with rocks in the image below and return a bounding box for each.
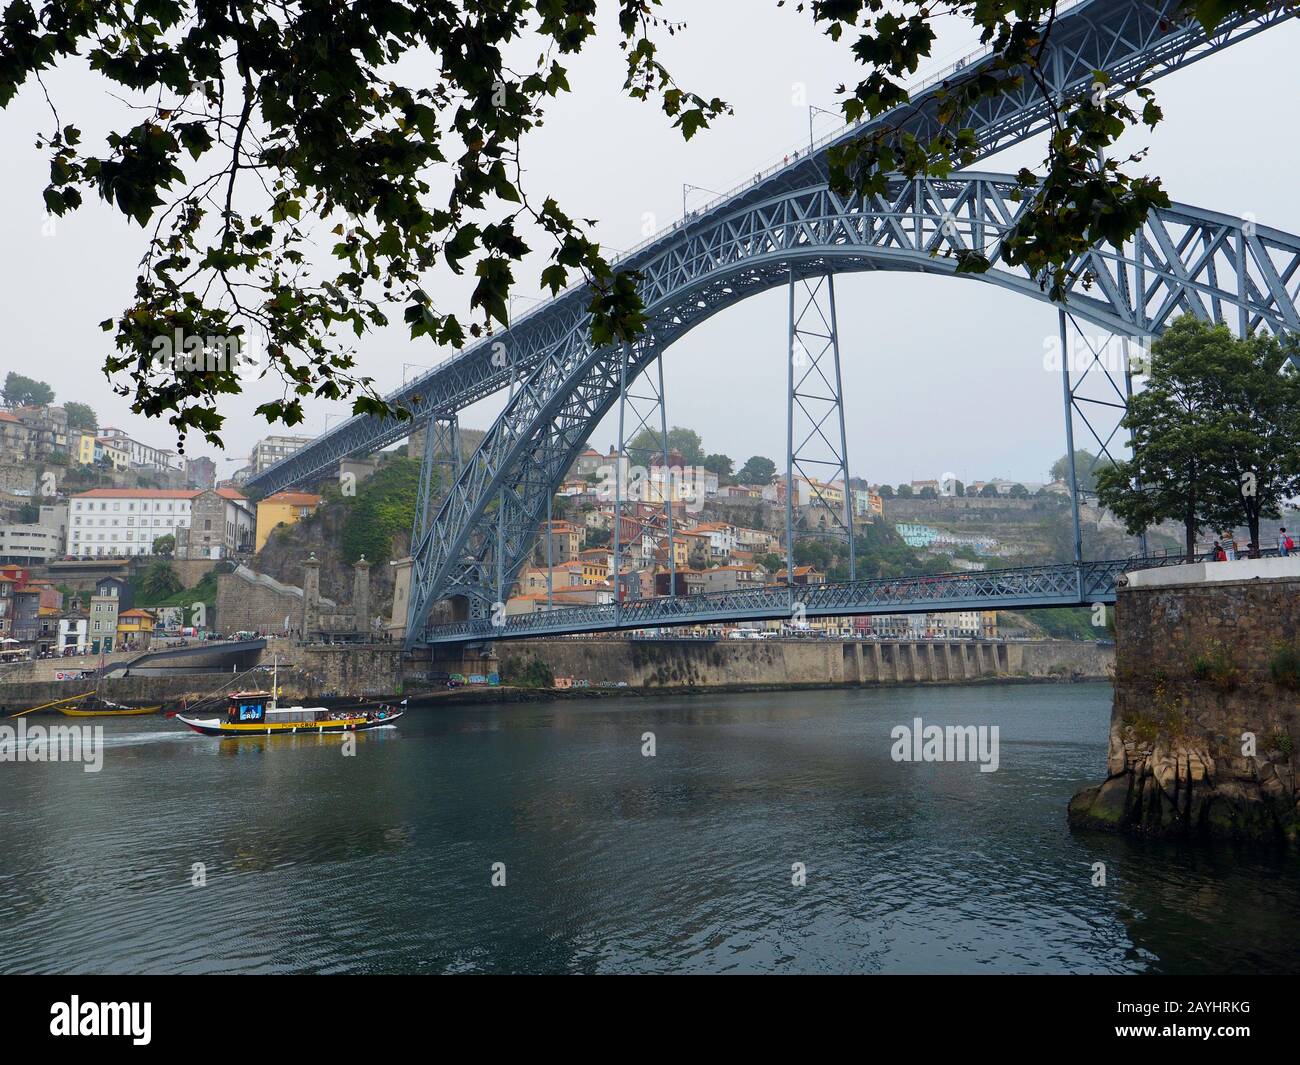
[1069,566,1300,845]
[495,637,1110,689]
[216,565,336,635]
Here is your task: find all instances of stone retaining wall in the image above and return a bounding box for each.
[496,637,1111,689]
[1069,563,1300,845]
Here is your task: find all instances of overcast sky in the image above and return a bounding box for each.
[2,3,1298,486]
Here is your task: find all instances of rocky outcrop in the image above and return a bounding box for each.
[1068,719,1297,842]
[1069,562,1300,845]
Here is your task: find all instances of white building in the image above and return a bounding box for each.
[57,613,89,655]
[67,487,252,558]
[98,427,182,472]
[0,523,63,562]
[251,435,314,474]
[689,522,736,561]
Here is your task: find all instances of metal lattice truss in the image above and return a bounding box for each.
[405,170,1300,646]
[786,273,855,578]
[245,0,1295,499]
[410,416,461,549]
[612,342,678,596]
[418,552,1208,645]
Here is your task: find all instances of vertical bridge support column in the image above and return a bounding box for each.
[408,415,462,643]
[786,271,857,615]
[411,415,462,549]
[616,339,676,614]
[1056,307,1148,596]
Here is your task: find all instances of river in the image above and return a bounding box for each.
[1,682,1297,973]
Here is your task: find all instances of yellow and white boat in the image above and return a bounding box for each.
[175,693,400,736]
[174,662,401,737]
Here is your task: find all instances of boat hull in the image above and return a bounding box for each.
[175,711,402,737]
[60,706,160,718]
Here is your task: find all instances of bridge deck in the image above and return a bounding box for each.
[419,554,1206,645]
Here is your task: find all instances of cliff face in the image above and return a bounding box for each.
[1069,563,1300,844]
[255,502,400,620]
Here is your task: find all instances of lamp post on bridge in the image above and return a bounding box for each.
[682,184,721,227]
[807,104,838,156]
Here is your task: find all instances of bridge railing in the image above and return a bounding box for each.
[419,550,1217,644]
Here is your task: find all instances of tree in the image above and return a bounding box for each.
[151,533,176,558]
[2,372,53,407]
[1009,483,1029,498]
[2,1,1244,446]
[1196,328,1300,553]
[626,426,705,466]
[895,484,913,498]
[1049,449,1115,494]
[877,484,894,499]
[737,456,776,485]
[1093,317,1288,560]
[979,483,999,497]
[140,559,182,600]
[793,539,832,569]
[64,402,97,432]
[918,485,938,498]
[703,453,733,478]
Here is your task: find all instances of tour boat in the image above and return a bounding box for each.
[173,661,401,737]
[174,691,401,736]
[175,691,400,733]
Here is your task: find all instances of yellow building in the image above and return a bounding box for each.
[95,437,129,470]
[74,430,97,465]
[115,608,156,647]
[255,491,323,551]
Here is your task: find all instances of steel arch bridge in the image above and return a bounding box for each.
[402,171,1300,646]
[246,0,1298,499]
[228,0,1300,648]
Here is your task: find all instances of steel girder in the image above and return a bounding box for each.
[404,171,1300,647]
[418,552,1210,644]
[245,0,1295,498]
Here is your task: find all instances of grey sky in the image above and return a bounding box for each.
[2,3,1297,486]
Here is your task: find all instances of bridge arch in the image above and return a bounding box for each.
[406,173,1300,645]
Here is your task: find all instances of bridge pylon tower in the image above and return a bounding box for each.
[411,415,463,548]
[785,270,856,605]
[611,338,678,618]
[1055,308,1151,571]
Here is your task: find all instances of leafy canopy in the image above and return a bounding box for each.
[0,0,1265,448]
[64,401,97,431]
[2,371,54,406]
[1095,317,1300,558]
[2,0,726,449]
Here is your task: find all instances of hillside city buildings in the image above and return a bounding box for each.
[1,393,1071,657]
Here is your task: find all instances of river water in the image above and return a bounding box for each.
[1,682,1297,974]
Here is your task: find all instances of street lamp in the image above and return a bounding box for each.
[682,183,721,225]
[507,293,545,326]
[808,104,839,154]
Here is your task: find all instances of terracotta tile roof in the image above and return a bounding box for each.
[260,491,322,507]
[72,487,248,501]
